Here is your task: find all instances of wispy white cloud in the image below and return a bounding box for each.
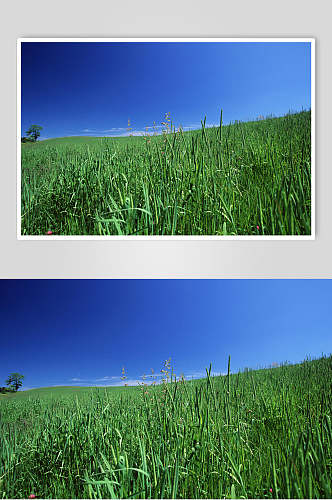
[103,378,142,387]
[22,368,227,392]
[82,127,129,134]
[80,121,218,138]
[94,376,121,382]
[140,373,163,379]
[141,125,164,130]
[184,370,226,379]
[65,369,226,388]
[82,125,166,134]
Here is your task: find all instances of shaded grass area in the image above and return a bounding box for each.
[1,355,331,498]
[21,111,311,236]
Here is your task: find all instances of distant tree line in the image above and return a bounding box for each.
[0,373,24,393]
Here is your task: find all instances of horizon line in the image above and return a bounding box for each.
[14,352,331,392]
[25,108,311,142]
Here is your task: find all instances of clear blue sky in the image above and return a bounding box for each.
[21,41,311,140]
[0,280,330,391]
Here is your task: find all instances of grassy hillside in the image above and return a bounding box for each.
[21,111,311,236]
[1,354,331,499]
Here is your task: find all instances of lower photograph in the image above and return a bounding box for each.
[0,279,331,499]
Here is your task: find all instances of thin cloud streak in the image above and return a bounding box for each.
[66,369,226,387]
[21,369,226,391]
[79,122,218,138]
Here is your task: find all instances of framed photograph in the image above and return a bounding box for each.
[17,38,315,239]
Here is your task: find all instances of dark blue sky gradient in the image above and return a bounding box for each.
[21,41,311,139]
[0,280,330,390]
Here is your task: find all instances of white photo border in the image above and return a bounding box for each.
[17,37,316,241]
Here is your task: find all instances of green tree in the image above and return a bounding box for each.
[26,125,43,142]
[6,373,24,392]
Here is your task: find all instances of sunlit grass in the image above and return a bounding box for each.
[0,354,330,498]
[21,110,311,236]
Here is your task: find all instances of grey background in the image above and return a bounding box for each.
[0,0,330,278]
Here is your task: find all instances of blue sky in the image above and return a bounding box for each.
[21,41,311,140]
[0,280,330,391]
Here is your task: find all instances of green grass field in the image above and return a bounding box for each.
[21,111,312,236]
[1,355,331,499]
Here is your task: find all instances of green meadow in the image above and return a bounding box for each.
[21,111,311,236]
[1,355,331,499]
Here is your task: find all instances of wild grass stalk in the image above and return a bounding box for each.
[1,354,331,498]
[21,110,311,236]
